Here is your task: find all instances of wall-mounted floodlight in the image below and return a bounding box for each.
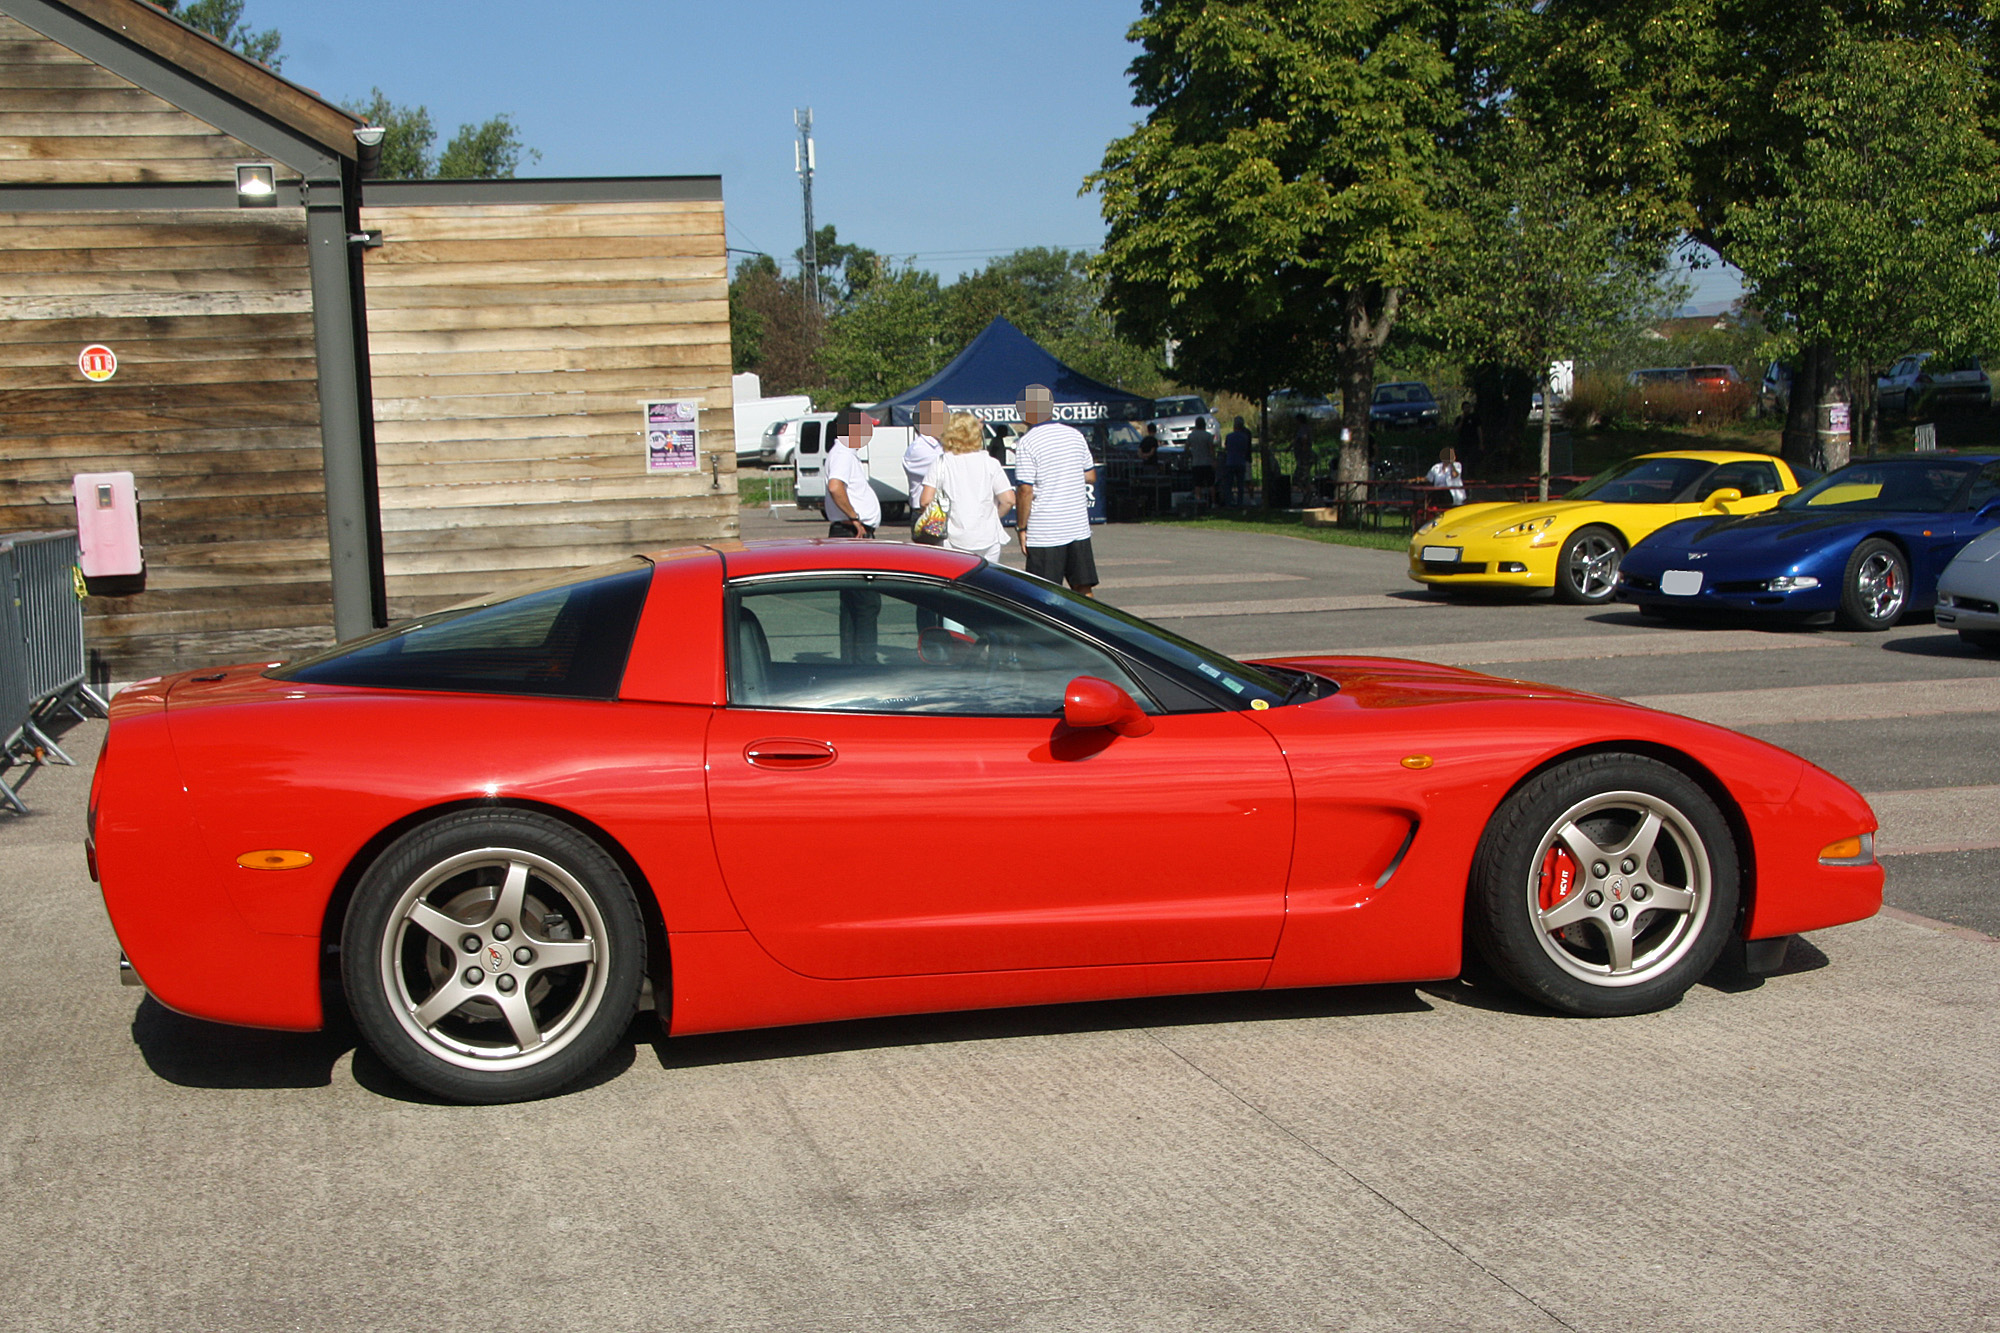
[235,162,278,207]
[353,125,385,178]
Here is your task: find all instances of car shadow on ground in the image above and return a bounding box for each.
[1699,934,1832,994]
[647,984,1434,1071]
[1584,609,1827,635]
[1881,631,2000,660]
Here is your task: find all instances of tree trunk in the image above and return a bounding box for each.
[1335,285,1402,520]
[1780,342,1823,471]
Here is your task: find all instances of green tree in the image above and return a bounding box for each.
[1523,0,2000,469]
[729,254,825,397]
[1726,33,2000,462]
[437,114,538,179]
[346,89,536,181]
[155,0,281,68]
[1090,0,1462,501]
[817,264,949,403]
[1421,127,1682,492]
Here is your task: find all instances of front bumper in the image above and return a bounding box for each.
[1407,540,1560,589]
[1615,569,1841,614]
[1936,589,2000,632]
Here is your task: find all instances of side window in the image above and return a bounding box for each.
[728,577,1154,716]
[1702,461,1781,497]
[799,421,822,455]
[1965,462,2000,512]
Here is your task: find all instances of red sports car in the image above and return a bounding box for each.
[91,541,1883,1103]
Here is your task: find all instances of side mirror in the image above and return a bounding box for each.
[1704,487,1743,511]
[1063,675,1154,737]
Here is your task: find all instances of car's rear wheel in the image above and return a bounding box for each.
[1555,526,1624,604]
[1961,628,2000,653]
[1835,539,1908,630]
[342,810,644,1104]
[1468,754,1739,1017]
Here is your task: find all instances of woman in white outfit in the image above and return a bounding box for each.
[917,413,1015,562]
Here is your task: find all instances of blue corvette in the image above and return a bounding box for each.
[1617,453,2000,629]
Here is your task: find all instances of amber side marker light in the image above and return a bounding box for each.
[1401,755,1434,770]
[1818,834,1875,866]
[238,850,313,871]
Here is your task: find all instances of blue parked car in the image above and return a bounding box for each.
[1370,382,1442,429]
[1616,453,2000,630]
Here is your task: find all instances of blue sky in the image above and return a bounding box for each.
[249,0,1741,308]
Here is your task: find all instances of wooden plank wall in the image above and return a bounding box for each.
[0,14,303,184]
[360,197,737,616]
[0,16,331,678]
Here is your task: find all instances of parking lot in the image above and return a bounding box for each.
[3,512,1996,1332]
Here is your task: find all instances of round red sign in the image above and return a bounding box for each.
[78,344,117,383]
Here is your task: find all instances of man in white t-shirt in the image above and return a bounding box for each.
[902,398,946,507]
[824,407,881,538]
[1013,384,1099,596]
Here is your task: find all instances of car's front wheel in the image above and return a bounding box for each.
[342,810,645,1103]
[1468,754,1740,1017]
[1835,538,1908,630]
[1555,526,1624,604]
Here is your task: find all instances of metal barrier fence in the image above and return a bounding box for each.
[1,530,107,815]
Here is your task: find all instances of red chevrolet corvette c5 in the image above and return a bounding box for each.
[90,540,1882,1103]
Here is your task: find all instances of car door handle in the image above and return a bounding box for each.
[743,738,837,770]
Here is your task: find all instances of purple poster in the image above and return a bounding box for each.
[644,399,699,472]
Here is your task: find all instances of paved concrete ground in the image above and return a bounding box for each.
[3,511,1996,1332]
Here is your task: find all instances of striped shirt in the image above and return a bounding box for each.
[1014,422,1094,547]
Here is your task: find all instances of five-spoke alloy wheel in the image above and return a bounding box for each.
[1555,526,1624,605]
[1469,754,1739,1016]
[1836,538,1908,631]
[343,810,644,1103]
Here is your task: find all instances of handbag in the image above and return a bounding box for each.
[911,482,950,545]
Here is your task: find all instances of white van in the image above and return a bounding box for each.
[793,418,917,519]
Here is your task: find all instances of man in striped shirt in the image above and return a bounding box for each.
[1013,383,1099,596]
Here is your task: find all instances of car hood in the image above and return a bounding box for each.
[1427,498,1614,536]
[1253,654,1621,710]
[1639,507,1908,557]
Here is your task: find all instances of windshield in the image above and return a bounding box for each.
[1373,383,1433,404]
[1780,459,1978,513]
[1565,456,1713,504]
[966,564,1294,708]
[1154,397,1204,417]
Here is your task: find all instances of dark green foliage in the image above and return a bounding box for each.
[157,0,281,68]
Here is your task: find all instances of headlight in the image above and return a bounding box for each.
[1416,519,1438,535]
[1495,516,1557,537]
[1766,576,1821,590]
[1819,833,1875,866]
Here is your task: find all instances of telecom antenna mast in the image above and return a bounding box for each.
[793,108,818,313]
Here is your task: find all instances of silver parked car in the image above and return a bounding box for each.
[1878,353,1991,416]
[1936,525,2000,651]
[1149,395,1218,445]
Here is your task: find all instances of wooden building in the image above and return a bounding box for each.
[0,0,734,679]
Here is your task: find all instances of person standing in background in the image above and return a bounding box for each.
[1222,416,1253,507]
[823,407,880,538]
[1185,416,1217,507]
[917,413,1015,561]
[902,398,946,510]
[1013,384,1099,596]
[1424,446,1467,507]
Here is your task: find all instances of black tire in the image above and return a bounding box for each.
[1467,753,1740,1017]
[1554,525,1624,604]
[1961,628,2000,653]
[341,810,645,1104]
[1834,538,1908,631]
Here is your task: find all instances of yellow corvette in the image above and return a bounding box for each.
[1408,450,1813,603]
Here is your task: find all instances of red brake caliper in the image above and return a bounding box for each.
[1538,844,1578,912]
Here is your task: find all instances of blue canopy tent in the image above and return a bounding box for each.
[870,317,1155,428]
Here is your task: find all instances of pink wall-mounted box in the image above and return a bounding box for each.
[73,471,144,578]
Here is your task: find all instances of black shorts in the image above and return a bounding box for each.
[1191,464,1216,487]
[827,520,875,539]
[1025,537,1099,590]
